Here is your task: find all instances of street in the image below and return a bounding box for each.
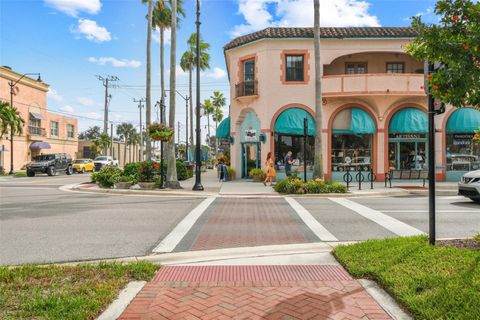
[0,174,479,266]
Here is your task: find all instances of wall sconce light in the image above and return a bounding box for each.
[229,136,235,145]
[259,133,266,143]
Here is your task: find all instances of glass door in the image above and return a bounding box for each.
[242,143,260,178]
[389,141,428,170]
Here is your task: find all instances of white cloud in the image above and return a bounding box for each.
[82,112,103,120]
[76,96,99,107]
[44,0,101,17]
[153,27,171,45]
[47,88,63,102]
[231,0,380,37]
[204,67,227,79]
[88,57,142,68]
[72,19,111,42]
[60,105,75,113]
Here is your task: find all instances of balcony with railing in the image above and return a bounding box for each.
[322,73,425,97]
[235,81,258,100]
[28,126,47,137]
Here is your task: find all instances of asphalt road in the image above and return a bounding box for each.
[0,174,204,265]
[0,174,479,265]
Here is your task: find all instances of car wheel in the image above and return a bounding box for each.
[66,166,73,175]
[27,170,35,177]
[47,166,56,176]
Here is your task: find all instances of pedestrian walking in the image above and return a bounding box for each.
[219,160,227,182]
[284,151,293,177]
[263,152,276,186]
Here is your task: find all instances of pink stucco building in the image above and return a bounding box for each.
[221,27,480,182]
[0,66,78,172]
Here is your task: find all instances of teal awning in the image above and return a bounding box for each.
[216,117,230,138]
[389,108,428,134]
[274,108,315,136]
[332,108,376,135]
[446,107,480,134]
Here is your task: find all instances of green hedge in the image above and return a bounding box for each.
[91,166,122,188]
[274,177,347,194]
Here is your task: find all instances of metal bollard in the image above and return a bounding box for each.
[368,169,377,189]
[343,171,353,190]
[355,170,365,190]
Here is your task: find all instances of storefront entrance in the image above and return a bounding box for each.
[242,143,260,178]
[388,137,428,170]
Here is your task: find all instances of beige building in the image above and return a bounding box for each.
[221,27,480,181]
[0,66,78,171]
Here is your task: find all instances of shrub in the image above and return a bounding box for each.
[249,168,266,181]
[274,178,347,194]
[137,161,160,182]
[114,175,136,184]
[227,167,236,180]
[123,162,141,178]
[93,166,122,188]
[0,166,5,175]
[176,160,193,181]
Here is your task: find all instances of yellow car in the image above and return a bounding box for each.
[72,159,95,173]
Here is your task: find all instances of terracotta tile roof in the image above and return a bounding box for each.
[224,27,417,50]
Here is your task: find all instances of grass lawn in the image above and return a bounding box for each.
[13,171,27,177]
[0,261,159,320]
[334,236,480,320]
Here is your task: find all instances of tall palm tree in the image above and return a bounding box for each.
[142,0,153,160]
[166,0,180,188]
[117,122,134,166]
[180,33,210,158]
[96,133,112,155]
[152,0,185,124]
[0,101,25,173]
[128,130,140,162]
[211,91,226,154]
[313,0,323,178]
[202,98,213,142]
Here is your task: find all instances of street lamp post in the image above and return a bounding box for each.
[192,0,203,191]
[8,72,41,174]
[159,100,166,189]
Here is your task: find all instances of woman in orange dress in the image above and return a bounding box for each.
[263,152,276,186]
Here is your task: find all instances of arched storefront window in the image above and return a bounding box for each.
[388,108,428,170]
[446,108,480,180]
[274,108,315,176]
[331,108,376,174]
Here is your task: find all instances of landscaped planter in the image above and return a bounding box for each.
[114,182,133,189]
[252,175,264,182]
[138,182,156,190]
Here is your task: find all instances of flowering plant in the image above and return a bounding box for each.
[137,161,160,182]
[473,129,480,144]
[148,123,174,141]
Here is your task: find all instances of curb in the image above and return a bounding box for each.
[96,281,146,320]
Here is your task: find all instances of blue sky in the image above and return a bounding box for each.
[0,0,438,140]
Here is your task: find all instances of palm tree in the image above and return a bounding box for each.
[0,101,25,173]
[142,0,153,160]
[166,0,180,188]
[152,0,185,124]
[117,122,134,166]
[202,98,213,142]
[180,33,210,158]
[313,0,323,179]
[211,91,226,154]
[96,133,112,155]
[128,130,140,162]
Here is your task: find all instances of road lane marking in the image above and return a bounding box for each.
[329,198,425,237]
[285,197,338,242]
[152,197,216,253]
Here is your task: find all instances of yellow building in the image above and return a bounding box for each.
[0,66,78,172]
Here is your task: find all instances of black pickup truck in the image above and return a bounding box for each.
[26,153,73,177]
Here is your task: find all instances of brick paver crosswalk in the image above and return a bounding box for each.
[119,266,391,320]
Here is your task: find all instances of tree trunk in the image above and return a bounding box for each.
[189,63,194,161]
[166,0,180,188]
[313,0,323,179]
[145,0,153,160]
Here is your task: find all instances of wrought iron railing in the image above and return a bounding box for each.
[28,126,46,136]
[235,81,258,98]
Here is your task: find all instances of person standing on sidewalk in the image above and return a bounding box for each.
[263,152,276,186]
[284,151,293,177]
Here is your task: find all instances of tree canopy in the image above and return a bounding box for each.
[406,0,480,107]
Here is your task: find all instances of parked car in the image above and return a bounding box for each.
[26,153,73,177]
[458,170,480,203]
[93,156,119,172]
[72,159,95,173]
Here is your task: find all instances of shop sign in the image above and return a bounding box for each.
[453,134,473,146]
[245,129,257,142]
[390,134,424,139]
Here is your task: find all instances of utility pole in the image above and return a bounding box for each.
[193,0,203,191]
[110,122,114,157]
[134,98,146,162]
[185,96,189,161]
[177,121,181,146]
[96,75,119,134]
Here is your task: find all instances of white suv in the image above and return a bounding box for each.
[458,170,480,203]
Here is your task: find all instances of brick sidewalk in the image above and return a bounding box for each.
[119,266,391,320]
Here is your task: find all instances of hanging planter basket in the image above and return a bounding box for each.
[148,123,174,142]
[473,130,480,144]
